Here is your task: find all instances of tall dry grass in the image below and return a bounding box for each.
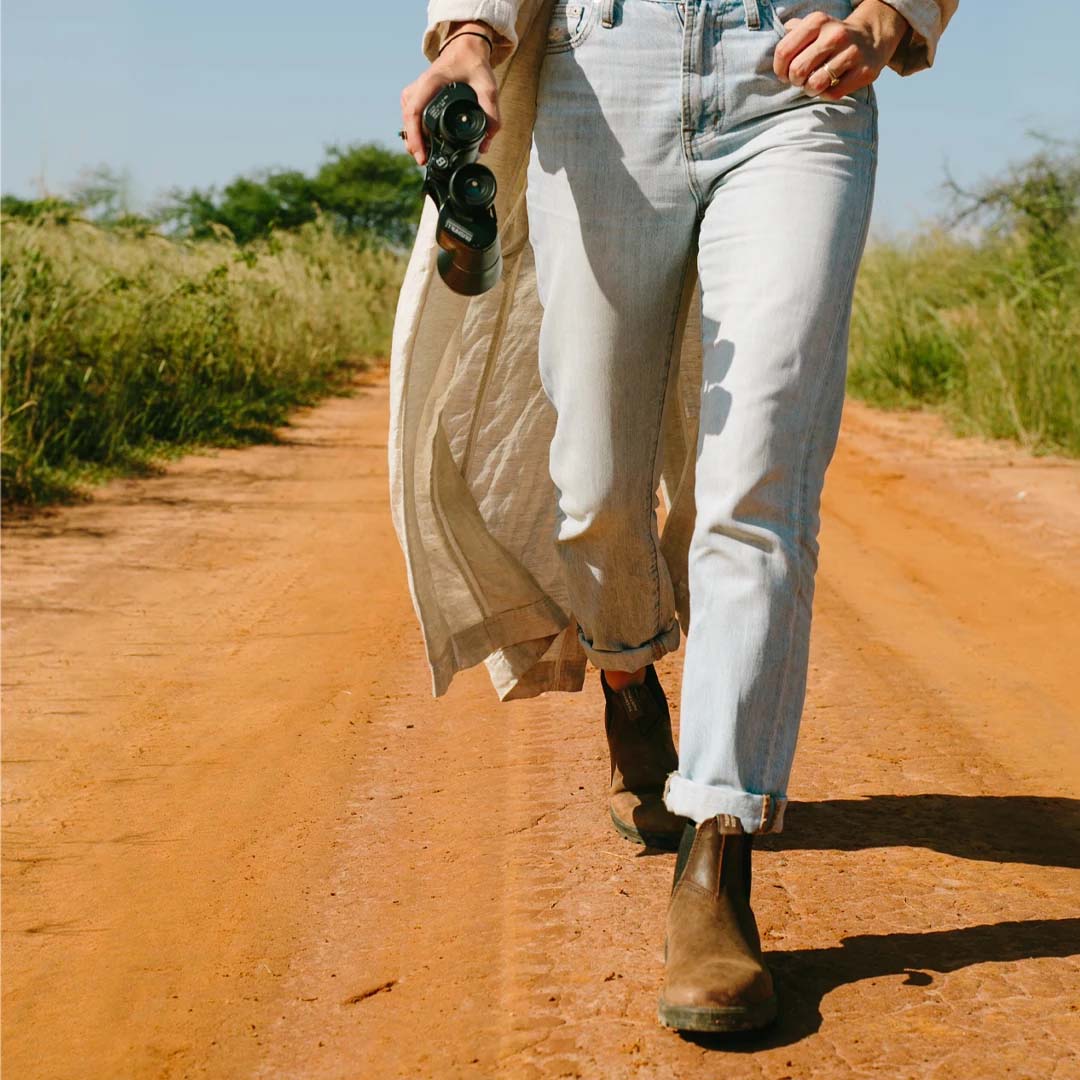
[2,213,405,505]
[849,225,1079,456]
[4,179,1076,512]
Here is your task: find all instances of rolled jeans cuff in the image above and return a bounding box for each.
[577,617,681,673]
[663,774,787,835]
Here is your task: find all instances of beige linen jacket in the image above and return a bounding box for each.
[389,0,957,702]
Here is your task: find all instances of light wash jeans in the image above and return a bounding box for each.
[525,0,877,833]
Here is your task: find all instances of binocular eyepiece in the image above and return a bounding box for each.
[420,82,502,296]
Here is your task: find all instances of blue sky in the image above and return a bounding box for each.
[2,1,1077,234]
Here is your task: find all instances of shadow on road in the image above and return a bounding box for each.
[759,794,1080,869]
[682,916,1080,1051]
[679,794,1080,1049]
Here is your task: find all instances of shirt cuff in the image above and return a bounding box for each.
[871,0,958,76]
[424,1,520,68]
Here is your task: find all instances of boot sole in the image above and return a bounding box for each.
[610,807,683,852]
[656,994,778,1033]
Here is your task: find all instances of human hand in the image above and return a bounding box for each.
[400,22,502,166]
[773,0,909,101]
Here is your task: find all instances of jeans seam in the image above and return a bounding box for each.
[646,241,698,640]
[757,110,878,794]
[679,3,707,215]
[713,5,727,132]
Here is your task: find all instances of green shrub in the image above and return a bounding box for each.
[850,145,1080,455]
[1,211,405,506]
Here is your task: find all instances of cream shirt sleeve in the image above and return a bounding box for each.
[864,0,959,75]
[422,0,956,75]
[423,1,521,68]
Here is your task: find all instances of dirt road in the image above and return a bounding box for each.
[3,366,1078,1079]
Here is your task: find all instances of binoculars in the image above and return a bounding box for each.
[420,82,502,296]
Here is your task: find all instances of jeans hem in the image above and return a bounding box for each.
[578,617,681,673]
[663,774,787,835]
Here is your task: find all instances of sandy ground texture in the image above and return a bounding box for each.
[3,365,1079,1080]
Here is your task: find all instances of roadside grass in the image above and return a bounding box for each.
[2,212,405,507]
[4,171,1077,513]
[849,225,1079,458]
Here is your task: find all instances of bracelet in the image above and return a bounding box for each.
[438,30,494,56]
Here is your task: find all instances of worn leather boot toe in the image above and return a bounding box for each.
[601,665,690,851]
[658,814,778,1033]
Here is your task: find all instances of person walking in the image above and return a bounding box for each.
[395,0,956,1033]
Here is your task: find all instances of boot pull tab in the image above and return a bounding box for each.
[616,683,644,723]
[714,814,748,896]
[715,832,727,896]
[616,683,644,719]
[617,682,660,733]
[715,813,744,834]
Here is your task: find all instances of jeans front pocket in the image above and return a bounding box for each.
[545,1,599,53]
[757,0,873,105]
[765,0,855,35]
[757,0,788,39]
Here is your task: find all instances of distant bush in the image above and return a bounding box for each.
[1,194,81,224]
[161,142,424,247]
[849,142,1080,455]
[1,210,405,506]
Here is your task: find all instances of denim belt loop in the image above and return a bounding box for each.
[601,0,617,29]
[744,0,762,29]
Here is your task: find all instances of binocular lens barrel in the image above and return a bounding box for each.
[421,82,502,296]
[437,245,503,297]
[449,163,497,211]
[441,101,487,144]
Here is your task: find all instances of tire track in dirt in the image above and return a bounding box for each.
[3,373,1078,1078]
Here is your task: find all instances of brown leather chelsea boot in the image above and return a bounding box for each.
[600,664,690,851]
[657,814,778,1033]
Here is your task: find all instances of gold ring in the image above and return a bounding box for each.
[823,62,841,87]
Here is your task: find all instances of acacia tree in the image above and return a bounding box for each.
[947,136,1079,280]
[70,164,136,224]
[162,142,424,247]
[313,143,424,246]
